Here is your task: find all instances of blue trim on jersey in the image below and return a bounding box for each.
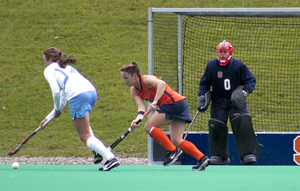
[55,69,69,89]
[164,91,175,103]
[70,66,77,73]
[227,59,234,68]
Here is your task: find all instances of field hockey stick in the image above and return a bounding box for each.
[183,111,200,140]
[8,116,55,156]
[108,111,150,151]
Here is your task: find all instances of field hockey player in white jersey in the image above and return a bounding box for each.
[40,47,119,171]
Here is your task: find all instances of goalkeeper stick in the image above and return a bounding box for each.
[108,111,150,151]
[183,111,200,140]
[8,116,55,156]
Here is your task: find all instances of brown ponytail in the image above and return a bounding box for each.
[43,47,77,68]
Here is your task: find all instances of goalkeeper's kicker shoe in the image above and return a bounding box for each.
[192,155,211,171]
[99,157,120,171]
[93,151,103,164]
[163,148,183,166]
[210,156,230,165]
[242,153,257,165]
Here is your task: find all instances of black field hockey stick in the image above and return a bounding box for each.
[8,116,55,156]
[183,111,200,140]
[108,111,150,151]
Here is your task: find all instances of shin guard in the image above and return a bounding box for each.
[231,114,260,160]
[208,118,229,160]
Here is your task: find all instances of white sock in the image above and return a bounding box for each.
[86,136,114,160]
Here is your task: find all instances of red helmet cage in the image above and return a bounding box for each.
[216,40,234,66]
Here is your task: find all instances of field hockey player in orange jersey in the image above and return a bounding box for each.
[120,62,211,171]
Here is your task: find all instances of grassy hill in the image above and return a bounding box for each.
[0,0,299,158]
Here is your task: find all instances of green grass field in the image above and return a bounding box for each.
[1,0,300,158]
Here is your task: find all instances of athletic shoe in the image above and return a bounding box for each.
[192,155,211,171]
[93,151,103,164]
[242,154,257,165]
[99,157,120,171]
[210,155,230,165]
[163,148,183,166]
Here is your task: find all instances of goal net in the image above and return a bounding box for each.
[148,8,300,132]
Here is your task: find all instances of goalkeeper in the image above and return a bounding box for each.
[197,40,260,165]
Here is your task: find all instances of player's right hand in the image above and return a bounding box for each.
[54,110,61,118]
[147,101,157,112]
[197,95,207,112]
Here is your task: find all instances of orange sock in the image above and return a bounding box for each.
[179,140,204,161]
[149,127,176,152]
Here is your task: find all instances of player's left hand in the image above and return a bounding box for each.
[242,90,248,97]
[147,102,157,112]
[131,118,141,130]
[40,119,48,130]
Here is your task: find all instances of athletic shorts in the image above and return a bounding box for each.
[210,97,249,124]
[157,99,192,123]
[68,91,97,120]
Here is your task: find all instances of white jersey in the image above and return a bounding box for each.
[44,62,96,120]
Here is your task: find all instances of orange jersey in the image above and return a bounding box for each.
[134,75,185,106]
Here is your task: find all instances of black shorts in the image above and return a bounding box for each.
[157,99,192,123]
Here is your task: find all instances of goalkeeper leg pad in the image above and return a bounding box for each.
[208,118,230,164]
[231,114,260,163]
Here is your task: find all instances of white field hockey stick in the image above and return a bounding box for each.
[8,116,55,156]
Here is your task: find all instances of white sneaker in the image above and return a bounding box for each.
[99,157,120,171]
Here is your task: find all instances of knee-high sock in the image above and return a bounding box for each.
[149,127,176,152]
[179,140,204,161]
[86,136,114,160]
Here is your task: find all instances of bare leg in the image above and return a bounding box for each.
[73,114,91,143]
[144,111,171,133]
[169,120,185,147]
[73,113,115,160]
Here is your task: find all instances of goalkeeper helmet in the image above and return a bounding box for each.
[216,40,234,66]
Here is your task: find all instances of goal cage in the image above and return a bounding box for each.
[147,8,300,164]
